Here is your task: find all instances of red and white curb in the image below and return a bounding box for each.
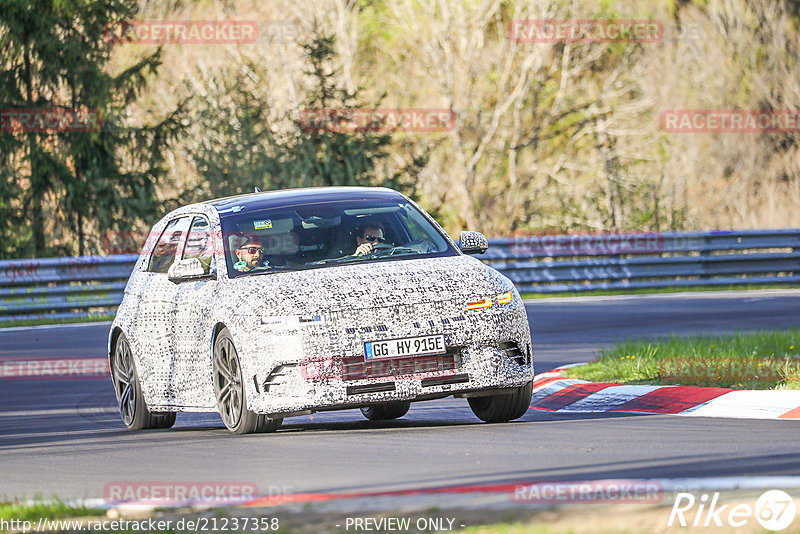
[532,365,800,419]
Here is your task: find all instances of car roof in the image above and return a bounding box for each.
[205,186,406,214]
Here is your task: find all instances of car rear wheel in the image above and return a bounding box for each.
[360,401,411,420]
[468,381,532,423]
[111,333,176,430]
[213,327,282,434]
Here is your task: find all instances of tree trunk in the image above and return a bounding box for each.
[23,42,45,256]
[77,211,85,257]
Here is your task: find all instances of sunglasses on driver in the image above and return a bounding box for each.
[362,234,386,243]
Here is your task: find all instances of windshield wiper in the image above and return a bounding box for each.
[304,256,361,266]
[369,246,419,258]
[303,247,421,266]
[244,265,302,275]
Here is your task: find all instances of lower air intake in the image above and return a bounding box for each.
[421,374,470,387]
[499,341,527,365]
[346,382,396,395]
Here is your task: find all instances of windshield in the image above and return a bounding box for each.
[220,199,457,277]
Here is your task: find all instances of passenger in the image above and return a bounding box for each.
[352,221,387,256]
[234,237,269,271]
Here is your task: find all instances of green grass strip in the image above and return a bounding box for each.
[567,329,800,390]
[0,500,105,522]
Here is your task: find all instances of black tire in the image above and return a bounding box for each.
[360,401,411,420]
[468,381,533,423]
[213,327,282,434]
[111,332,176,430]
[151,412,177,429]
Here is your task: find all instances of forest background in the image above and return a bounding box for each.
[1,0,798,259]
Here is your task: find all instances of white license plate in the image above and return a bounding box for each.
[364,335,446,360]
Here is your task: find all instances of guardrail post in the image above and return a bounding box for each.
[698,233,711,285]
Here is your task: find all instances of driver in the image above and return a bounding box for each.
[234,237,269,271]
[353,221,386,256]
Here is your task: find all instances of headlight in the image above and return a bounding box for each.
[466,291,514,310]
[496,291,513,305]
[466,297,493,310]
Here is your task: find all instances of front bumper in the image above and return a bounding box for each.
[236,297,534,416]
[250,343,533,415]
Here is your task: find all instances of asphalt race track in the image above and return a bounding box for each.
[1,290,800,502]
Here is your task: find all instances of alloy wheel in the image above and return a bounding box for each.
[112,337,136,426]
[214,336,244,429]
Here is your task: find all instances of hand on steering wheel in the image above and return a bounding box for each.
[354,242,392,256]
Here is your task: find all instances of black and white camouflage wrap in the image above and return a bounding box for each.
[458,231,489,254]
[109,194,533,418]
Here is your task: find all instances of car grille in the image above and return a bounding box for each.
[341,347,464,381]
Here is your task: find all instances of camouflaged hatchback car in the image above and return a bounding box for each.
[109,187,533,433]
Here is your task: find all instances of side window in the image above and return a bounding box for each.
[147,217,190,273]
[181,216,215,275]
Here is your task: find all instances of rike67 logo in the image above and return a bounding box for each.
[668,490,796,530]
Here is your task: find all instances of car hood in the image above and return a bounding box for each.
[225,255,509,316]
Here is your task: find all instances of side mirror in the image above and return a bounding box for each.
[458,231,489,255]
[168,257,215,282]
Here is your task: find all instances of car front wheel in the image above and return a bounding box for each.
[213,327,282,434]
[468,381,532,423]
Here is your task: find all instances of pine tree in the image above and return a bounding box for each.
[0,0,183,257]
[184,28,426,202]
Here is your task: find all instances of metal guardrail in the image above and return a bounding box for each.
[0,255,138,323]
[478,228,800,293]
[1,229,799,323]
